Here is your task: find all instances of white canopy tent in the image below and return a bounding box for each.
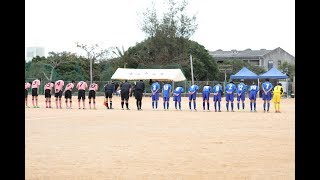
[111,68,186,82]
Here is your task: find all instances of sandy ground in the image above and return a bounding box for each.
[26,95,294,180]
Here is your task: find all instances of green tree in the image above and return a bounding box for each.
[278,61,295,81]
[139,0,197,39]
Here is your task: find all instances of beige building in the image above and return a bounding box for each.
[209,47,295,71]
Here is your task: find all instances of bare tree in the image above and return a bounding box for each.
[76,42,109,83]
[41,52,75,81]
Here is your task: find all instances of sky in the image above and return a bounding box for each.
[25,0,295,58]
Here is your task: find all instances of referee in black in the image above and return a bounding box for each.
[120,80,132,110]
[104,81,115,109]
[134,80,145,110]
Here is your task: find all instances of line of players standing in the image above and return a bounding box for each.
[25,78,277,112]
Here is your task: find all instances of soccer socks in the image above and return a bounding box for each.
[189,102,192,109]
[250,102,252,110]
[163,102,166,109]
[207,102,209,110]
[139,101,142,109]
[203,102,205,110]
[155,101,158,109]
[214,101,217,111]
[109,101,112,108]
[231,102,234,111]
[218,101,221,111]
[226,102,229,111]
[237,102,240,110]
[152,101,154,109]
[242,102,245,109]
[178,102,181,110]
[175,101,177,109]
[254,102,256,110]
[167,102,169,109]
[137,101,139,109]
[193,101,196,110]
[263,102,266,110]
[121,101,124,108]
[267,102,270,111]
[125,102,129,109]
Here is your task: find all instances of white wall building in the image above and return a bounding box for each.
[26,47,45,61]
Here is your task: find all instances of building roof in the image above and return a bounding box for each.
[209,48,272,59]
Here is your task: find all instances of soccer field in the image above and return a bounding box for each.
[26,95,295,179]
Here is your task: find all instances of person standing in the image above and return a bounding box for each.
[25,81,32,108]
[262,78,273,112]
[104,81,116,109]
[173,86,184,110]
[272,82,284,113]
[188,84,199,111]
[225,81,236,112]
[63,80,75,109]
[202,83,212,111]
[151,80,160,110]
[54,79,65,109]
[162,82,172,110]
[120,80,132,110]
[88,82,99,109]
[44,81,55,108]
[248,81,259,112]
[76,80,88,109]
[213,82,223,112]
[236,79,247,110]
[134,80,145,110]
[31,78,41,108]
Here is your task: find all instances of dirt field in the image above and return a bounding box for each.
[26,95,295,180]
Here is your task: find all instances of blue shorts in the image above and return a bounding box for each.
[188,93,197,100]
[262,92,272,100]
[202,92,210,100]
[237,93,245,101]
[249,93,257,100]
[225,93,234,102]
[173,95,181,102]
[152,93,159,101]
[163,97,170,101]
[213,94,221,101]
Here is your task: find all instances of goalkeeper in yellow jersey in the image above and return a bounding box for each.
[272,82,284,113]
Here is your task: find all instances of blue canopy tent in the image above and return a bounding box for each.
[230,67,259,79]
[259,67,289,97]
[258,67,288,79]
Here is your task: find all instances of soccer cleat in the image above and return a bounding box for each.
[250,110,253,112]
[218,110,221,112]
[126,108,130,110]
[254,110,257,112]
[122,108,124,110]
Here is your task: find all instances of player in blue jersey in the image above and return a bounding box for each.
[261,78,273,112]
[236,79,247,110]
[249,81,259,112]
[151,80,161,110]
[225,81,237,112]
[202,83,212,111]
[188,84,199,111]
[213,82,223,112]
[173,86,184,110]
[162,82,172,110]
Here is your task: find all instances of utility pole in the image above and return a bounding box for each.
[190,55,194,85]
